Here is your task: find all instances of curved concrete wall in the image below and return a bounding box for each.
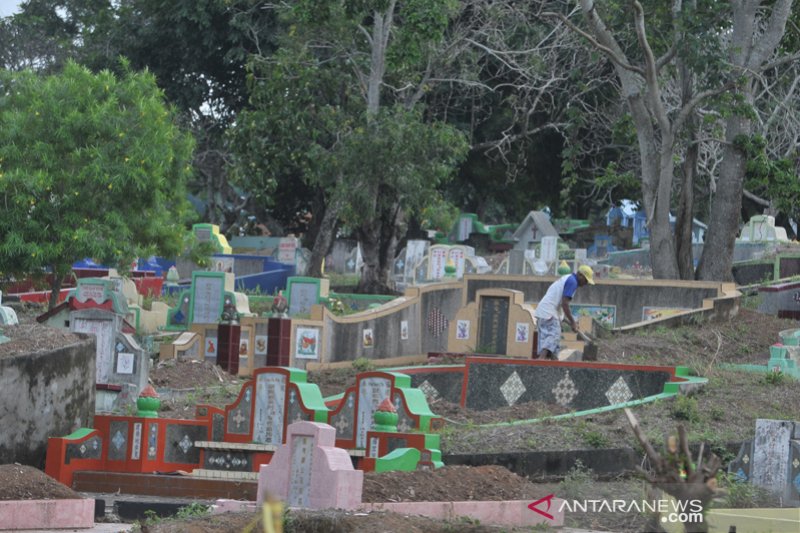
[465,275,730,327]
[0,338,95,467]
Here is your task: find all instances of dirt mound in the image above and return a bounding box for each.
[362,465,537,502]
[0,320,84,359]
[150,358,241,390]
[0,464,83,500]
[144,509,534,533]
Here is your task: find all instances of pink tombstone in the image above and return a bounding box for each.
[257,421,363,510]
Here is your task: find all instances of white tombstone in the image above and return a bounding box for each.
[404,240,429,283]
[356,376,391,448]
[448,246,467,278]
[0,291,19,326]
[540,236,558,263]
[428,245,448,280]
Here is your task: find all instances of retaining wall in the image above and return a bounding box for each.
[0,338,95,467]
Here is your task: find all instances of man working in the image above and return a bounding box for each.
[534,264,595,360]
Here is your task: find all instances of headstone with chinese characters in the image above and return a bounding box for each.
[728,419,800,505]
[277,236,299,264]
[190,272,227,325]
[257,421,363,509]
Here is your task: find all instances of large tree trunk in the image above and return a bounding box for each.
[307,195,341,278]
[356,197,404,294]
[644,134,680,279]
[676,55,698,280]
[48,268,64,311]
[697,0,793,281]
[696,110,750,281]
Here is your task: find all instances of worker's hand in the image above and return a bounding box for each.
[570,321,579,333]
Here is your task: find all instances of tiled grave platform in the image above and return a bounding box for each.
[73,471,258,500]
[389,357,699,411]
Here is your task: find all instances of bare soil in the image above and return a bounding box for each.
[0,320,84,358]
[141,508,539,533]
[362,465,538,502]
[0,464,82,500]
[150,358,242,390]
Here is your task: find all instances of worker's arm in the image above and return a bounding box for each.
[561,297,578,332]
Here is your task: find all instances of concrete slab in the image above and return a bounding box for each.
[707,507,800,533]
[0,499,94,530]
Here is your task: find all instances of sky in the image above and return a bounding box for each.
[0,0,20,18]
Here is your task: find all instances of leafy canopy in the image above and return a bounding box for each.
[0,60,195,279]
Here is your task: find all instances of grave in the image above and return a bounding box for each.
[511,211,559,252]
[737,215,790,243]
[758,280,800,319]
[392,239,429,287]
[728,419,800,506]
[447,289,537,357]
[412,244,488,282]
[286,276,330,317]
[0,291,19,326]
[257,421,363,510]
[45,367,444,494]
[327,371,442,450]
[36,278,148,412]
[394,358,699,412]
[192,223,232,254]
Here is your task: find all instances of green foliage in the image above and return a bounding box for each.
[671,395,700,423]
[0,61,194,293]
[719,472,775,508]
[761,369,786,386]
[175,503,210,519]
[352,357,375,372]
[738,134,800,220]
[582,430,610,449]
[559,459,593,500]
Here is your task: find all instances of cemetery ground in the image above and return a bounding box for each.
[1,305,798,531]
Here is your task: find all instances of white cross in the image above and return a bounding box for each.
[232,410,246,429]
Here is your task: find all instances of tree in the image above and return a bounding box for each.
[233,0,468,291]
[697,0,796,280]
[547,0,796,280]
[3,0,277,235]
[0,60,195,308]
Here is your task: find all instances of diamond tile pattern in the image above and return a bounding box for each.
[500,371,526,406]
[605,376,633,405]
[418,380,441,402]
[178,434,193,454]
[552,371,579,407]
[112,430,125,451]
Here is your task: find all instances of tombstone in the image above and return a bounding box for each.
[512,211,559,251]
[448,246,467,278]
[404,240,429,283]
[343,245,363,274]
[0,291,19,326]
[277,236,299,264]
[540,236,558,263]
[728,419,800,505]
[329,240,357,274]
[738,215,790,243]
[257,421,363,509]
[507,250,526,275]
[478,296,510,354]
[428,245,448,280]
[190,272,227,325]
[286,277,329,317]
